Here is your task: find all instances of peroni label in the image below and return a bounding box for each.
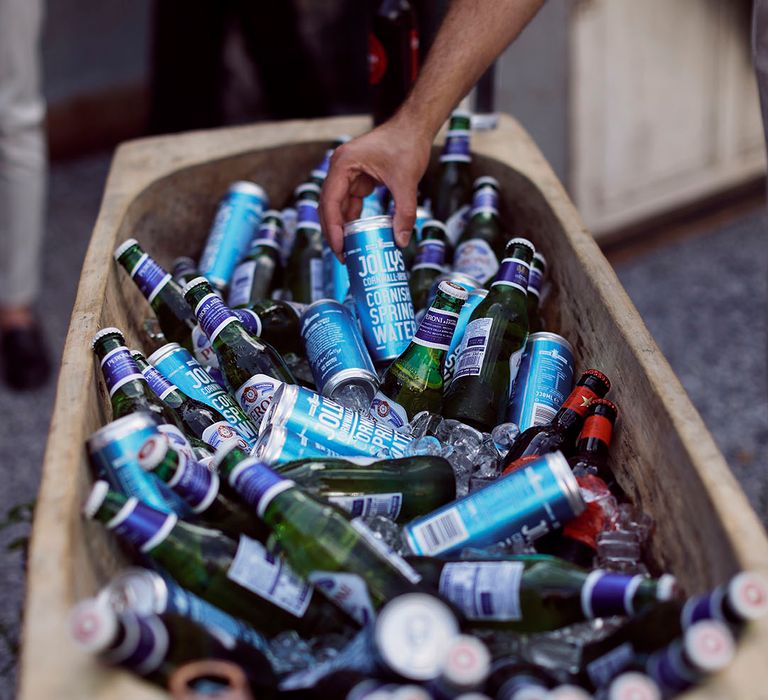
[235,374,281,427]
[108,499,177,553]
[297,199,321,226]
[168,452,220,513]
[413,307,460,351]
[201,421,250,453]
[101,346,144,397]
[439,561,524,620]
[453,239,500,285]
[195,293,237,343]
[492,258,530,293]
[130,253,171,303]
[469,186,499,217]
[411,240,446,271]
[440,130,471,163]
[368,391,410,432]
[228,459,294,517]
[140,363,176,400]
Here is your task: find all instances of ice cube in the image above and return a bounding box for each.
[408,411,443,439]
[596,530,647,574]
[448,423,484,460]
[362,514,406,554]
[435,418,462,444]
[269,630,315,674]
[405,435,443,457]
[610,504,654,546]
[332,383,374,414]
[491,422,520,453]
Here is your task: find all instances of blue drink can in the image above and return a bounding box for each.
[506,332,575,430]
[147,342,259,448]
[198,181,268,290]
[442,288,488,382]
[87,413,180,514]
[321,239,351,302]
[254,425,341,465]
[343,215,416,365]
[263,384,412,458]
[403,451,584,557]
[300,299,378,401]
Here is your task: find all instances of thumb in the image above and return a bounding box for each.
[389,181,418,249]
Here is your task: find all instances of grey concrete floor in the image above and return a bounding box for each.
[0,152,765,695]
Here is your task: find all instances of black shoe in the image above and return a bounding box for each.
[1,323,52,391]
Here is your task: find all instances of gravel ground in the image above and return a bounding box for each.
[0,151,765,696]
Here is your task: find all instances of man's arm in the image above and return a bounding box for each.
[321,0,545,256]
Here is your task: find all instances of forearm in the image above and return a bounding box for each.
[394,0,546,138]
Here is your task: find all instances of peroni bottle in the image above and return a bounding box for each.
[442,238,534,431]
[408,220,448,314]
[527,251,547,332]
[113,238,196,350]
[369,281,467,430]
[284,185,324,303]
[501,369,612,473]
[170,256,200,287]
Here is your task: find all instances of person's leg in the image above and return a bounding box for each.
[0,0,50,389]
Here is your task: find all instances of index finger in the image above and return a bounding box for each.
[320,166,349,259]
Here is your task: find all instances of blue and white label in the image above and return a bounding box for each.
[452,317,493,379]
[309,571,375,626]
[235,374,282,427]
[202,421,250,453]
[233,309,262,336]
[440,130,471,163]
[368,391,410,432]
[195,293,238,342]
[297,199,321,226]
[414,307,459,351]
[580,571,644,619]
[453,239,500,285]
[228,536,312,617]
[445,204,471,247]
[328,492,403,520]
[228,458,295,517]
[469,186,499,217]
[166,453,220,514]
[140,363,176,400]
[439,561,524,621]
[107,498,178,553]
[252,222,282,250]
[527,266,544,297]
[443,289,488,382]
[101,346,145,397]
[130,254,172,303]
[493,258,530,293]
[411,240,446,272]
[228,260,257,308]
[157,425,196,463]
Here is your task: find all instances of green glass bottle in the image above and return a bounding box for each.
[285,183,324,304]
[84,481,353,636]
[182,277,295,428]
[113,238,197,350]
[227,210,285,309]
[369,281,468,430]
[452,176,504,285]
[138,434,267,541]
[408,220,448,315]
[432,111,473,250]
[70,598,277,692]
[171,256,200,287]
[215,447,424,625]
[408,553,677,633]
[273,454,456,523]
[527,251,548,332]
[442,238,534,431]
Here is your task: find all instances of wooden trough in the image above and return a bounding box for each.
[19,115,768,698]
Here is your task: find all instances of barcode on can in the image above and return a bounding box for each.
[531,402,557,426]
[409,508,469,555]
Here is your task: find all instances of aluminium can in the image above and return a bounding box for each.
[321,239,351,302]
[506,332,575,431]
[403,451,585,557]
[254,425,341,465]
[442,288,489,382]
[198,181,268,290]
[263,383,411,458]
[147,342,259,448]
[343,215,416,365]
[300,299,378,400]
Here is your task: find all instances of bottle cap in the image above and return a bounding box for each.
[607,672,661,700]
[582,368,611,393]
[70,597,119,653]
[727,571,768,621]
[683,619,735,673]
[181,276,211,298]
[589,398,619,419]
[533,251,547,268]
[294,182,321,198]
[473,175,499,190]
[91,327,125,348]
[438,634,491,690]
[113,238,139,261]
[100,567,168,615]
[548,685,592,700]
[656,574,678,601]
[438,280,469,301]
[83,480,111,519]
[421,220,448,234]
[137,435,170,472]
[505,237,536,255]
[390,686,432,700]
[262,209,284,222]
[229,181,267,200]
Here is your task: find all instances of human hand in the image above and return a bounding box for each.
[320,118,432,258]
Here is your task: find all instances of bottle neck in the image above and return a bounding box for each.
[553,383,604,433]
[411,239,447,272]
[225,457,295,519]
[468,185,500,223]
[96,340,150,399]
[150,448,221,515]
[117,246,173,304]
[440,123,471,164]
[134,355,185,407]
[491,256,530,297]
[110,611,169,674]
[410,293,465,357]
[573,411,615,467]
[580,571,675,619]
[189,290,252,348]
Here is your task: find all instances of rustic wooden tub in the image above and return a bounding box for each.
[19,115,768,698]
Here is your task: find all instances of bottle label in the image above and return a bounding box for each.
[411,240,446,272]
[445,204,470,246]
[585,642,636,688]
[130,253,171,303]
[453,239,500,285]
[107,498,178,553]
[228,458,295,517]
[562,386,601,417]
[167,452,220,513]
[233,308,262,336]
[157,424,196,463]
[350,518,421,584]
[227,260,256,308]
[440,130,471,163]
[309,571,375,626]
[328,493,403,520]
[115,614,169,674]
[235,374,282,427]
[414,307,459,351]
[492,258,530,293]
[581,571,645,618]
[310,258,325,302]
[368,391,410,432]
[469,186,499,217]
[452,317,493,379]
[100,346,145,397]
[580,414,614,446]
[527,265,544,297]
[202,421,250,453]
[195,293,238,343]
[191,324,220,369]
[140,363,177,400]
[227,536,313,617]
[253,222,281,250]
[438,561,524,620]
[297,199,321,226]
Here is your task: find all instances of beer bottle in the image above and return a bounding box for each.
[69,598,277,692]
[171,256,200,287]
[227,210,285,309]
[452,176,504,285]
[370,281,468,429]
[408,220,448,314]
[308,136,351,187]
[215,447,424,625]
[138,434,267,541]
[442,238,534,431]
[369,0,419,125]
[183,277,295,428]
[407,554,677,634]
[273,454,456,523]
[432,111,473,249]
[284,185,324,303]
[84,481,352,636]
[501,369,612,474]
[113,239,197,350]
[485,659,557,700]
[527,252,547,332]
